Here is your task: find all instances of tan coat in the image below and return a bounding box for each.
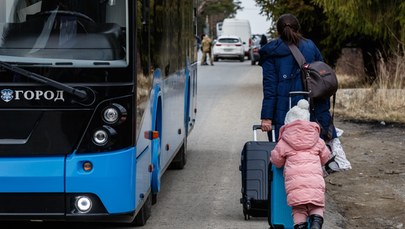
[201,36,212,52]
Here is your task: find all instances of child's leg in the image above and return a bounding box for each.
[292,204,309,225]
[308,204,324,217]
[308,204,324,229]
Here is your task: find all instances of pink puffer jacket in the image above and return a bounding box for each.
[270,120,331,207]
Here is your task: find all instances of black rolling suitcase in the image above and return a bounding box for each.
[239,125,275,220]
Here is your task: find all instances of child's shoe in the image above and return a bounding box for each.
[309,214,323,229]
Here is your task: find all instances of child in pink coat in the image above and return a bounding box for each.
[270,99,331,229]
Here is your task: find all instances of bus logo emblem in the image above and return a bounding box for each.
[1,89,13,102]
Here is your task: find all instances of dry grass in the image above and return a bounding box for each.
[335,88,405,123]
[336,74,368,88]
[334,47,405,124]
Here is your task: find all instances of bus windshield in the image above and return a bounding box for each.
[0,0,127,67]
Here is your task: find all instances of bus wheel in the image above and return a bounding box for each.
[168,138,187,170]
[133,194,152,226]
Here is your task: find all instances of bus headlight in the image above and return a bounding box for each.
[102,103,127,125]
[92,126,117,146]
[75,196,92,213]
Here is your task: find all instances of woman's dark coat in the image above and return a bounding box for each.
[259,38,337,140]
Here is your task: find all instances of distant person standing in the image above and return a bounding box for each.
[200,34,205,51]
[259,34,268,48]
[195,35,201,51]
[201,34,214,66]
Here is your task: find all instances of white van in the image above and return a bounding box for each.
[221,18,252,60]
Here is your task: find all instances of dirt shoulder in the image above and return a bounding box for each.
[325,118,405,229]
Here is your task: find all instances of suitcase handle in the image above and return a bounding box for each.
[289,91,310,108]
[252,125,275,142]
[252,125,262,131]
[289,91,309,96]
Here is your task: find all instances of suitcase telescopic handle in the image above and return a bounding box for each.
[252,125,275,142]
[289,91,310,96]
[289,91,310,108]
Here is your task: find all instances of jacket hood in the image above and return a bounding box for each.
[279,120,321,150]
[259,38,292,59]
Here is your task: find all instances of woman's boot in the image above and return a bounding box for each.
[309,214,324,229]
[294,222,308,229]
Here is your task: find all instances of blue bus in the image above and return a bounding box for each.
[0,0,198,226]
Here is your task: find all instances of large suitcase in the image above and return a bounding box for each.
[239,125,275,220]
[268,165,294,229]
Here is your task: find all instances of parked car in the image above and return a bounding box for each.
[212,35,245,62]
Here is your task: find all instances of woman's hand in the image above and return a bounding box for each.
[261,119,272,132]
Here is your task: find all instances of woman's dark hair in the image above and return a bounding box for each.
[276,14,303,45]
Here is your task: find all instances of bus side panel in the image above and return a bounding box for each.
[65,148,140,214]
[0,157,64,192]
[135,146,152,211]
[160,71,186,169]
[187,62,198,134]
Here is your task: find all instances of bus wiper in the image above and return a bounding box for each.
[0,61,88,100]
